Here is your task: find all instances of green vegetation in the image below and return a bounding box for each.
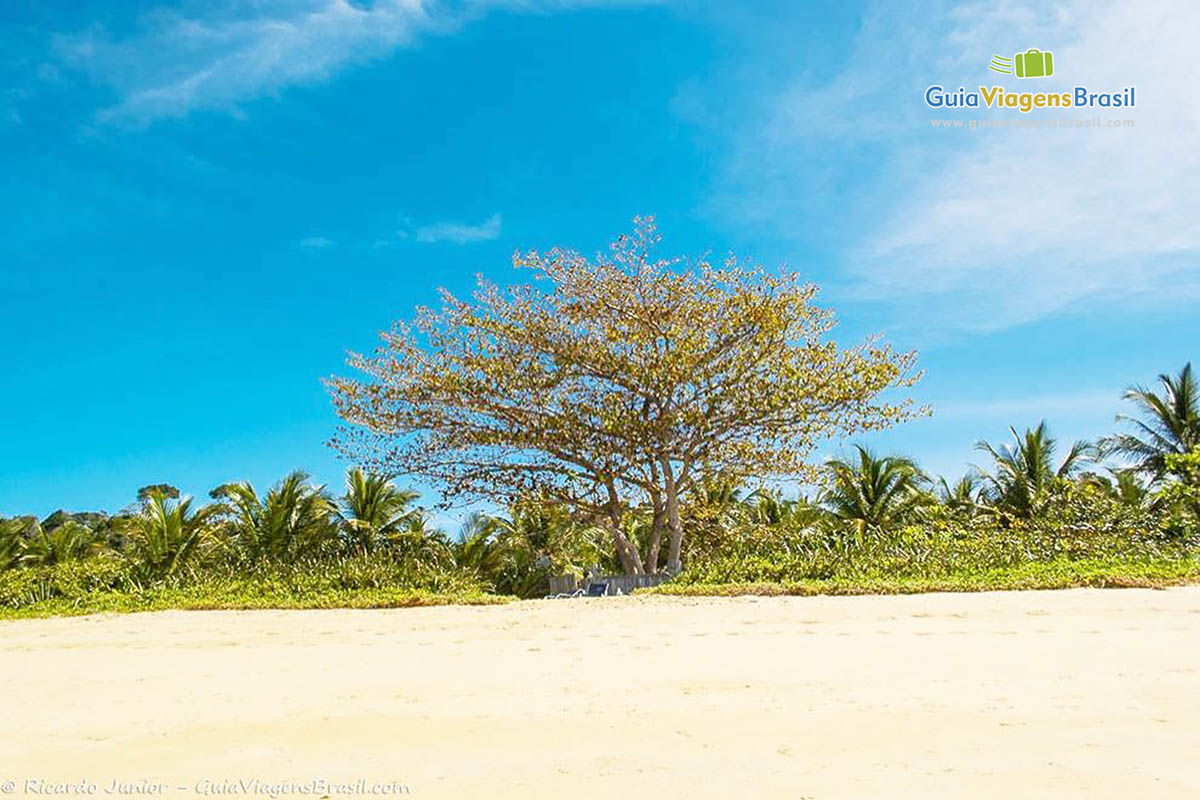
[0,469,611,616]
[4,368,1198,614]
[2,221,1198,615]
[649,557,1200,598]
[674,485,1193,586]
[0,556,504,620]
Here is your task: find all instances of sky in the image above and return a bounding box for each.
[1,0,1197,519]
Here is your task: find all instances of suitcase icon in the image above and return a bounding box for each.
[1014,48,1054,78]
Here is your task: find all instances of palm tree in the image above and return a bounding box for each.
[452,513,511,582]
[975,422,1092,519]
[337,468,420,554]
[19,521,102,566]
[824,446,929,534]
[213,471,338,561]
[487,500,606,594]
[686,479,748,534]
[744,488,824,528]
[386,513,453,565]
[694,481,744,520]
[1103,363,1200,484]
[120,493,219,578]
[0,517,31,569]
[936,473,985,517]
[1079,469,1150,508]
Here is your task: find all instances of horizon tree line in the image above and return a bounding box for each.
[2,361,1197,591]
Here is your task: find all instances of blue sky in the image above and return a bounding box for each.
[1,0,1196,519]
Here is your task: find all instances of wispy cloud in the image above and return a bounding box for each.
[855,0,1200,330]
[413,212,501,244]
[298,235,335,249]
[56,1,432,126]
[54,0,654,127]
[712,0,1200,332]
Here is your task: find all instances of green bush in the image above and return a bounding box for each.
[677,499,1192,586]
[4,450,1200,615]
[0,556,134,608]
[0,552,488,614]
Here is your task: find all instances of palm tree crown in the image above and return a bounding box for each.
[937,473,984,516]
[0,517,31,569]
[120,493,218,578]
[213,471,338,561]
[975,421,1092,518]
[1103,363,1200,484]
[18,521,102,566]
[824,445,929,533]
[337,468,420,553]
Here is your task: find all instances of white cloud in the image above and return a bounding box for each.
[298,235,335,248]
[413,212,501,244]
[715,0,1200,331]
[56,1,431,125]
[54,0,654,126]
[859,0,1200,329]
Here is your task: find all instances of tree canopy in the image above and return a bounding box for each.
[328,219,923,574]
[1103,363,1199,484]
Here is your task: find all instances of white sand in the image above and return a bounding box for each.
[3,588,1199,799]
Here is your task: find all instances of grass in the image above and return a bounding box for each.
[643,555,1200,597]
[8,557,1199,619]
[0,555,512,620]
[5,537,1200,618]
[0,584,510,620]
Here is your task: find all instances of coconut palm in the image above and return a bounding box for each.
[214,471,338,561]
[1080,469,1150,508]
[337,468,420,553]
[120,492,219,578]
[975,422,1093,519]
[936,473,985,517]
[687,480,748,532]
[824,446,930,534]
[19,521,102,566]
[1102,363,1200,485]
[493,501,595,561]
[451,513,511,583]
[744,488,824,528]
[0,517,31,569]
[487,500,606,595]
[385,513,454,565]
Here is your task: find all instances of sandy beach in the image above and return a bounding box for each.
[3,588,1199,799]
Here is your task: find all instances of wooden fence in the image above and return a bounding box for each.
[547,573,673,596]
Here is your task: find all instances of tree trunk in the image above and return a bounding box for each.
[610,524,645,576]
[661,457,685,574]
[605,478,644,575]
[643,486,665,574]
[665,492,683,574]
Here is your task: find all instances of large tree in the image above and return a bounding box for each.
[328,219,921,574]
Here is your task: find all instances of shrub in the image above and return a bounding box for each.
[0,551,486,613]
[0,556,133,609]
[678,499,1191,586]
